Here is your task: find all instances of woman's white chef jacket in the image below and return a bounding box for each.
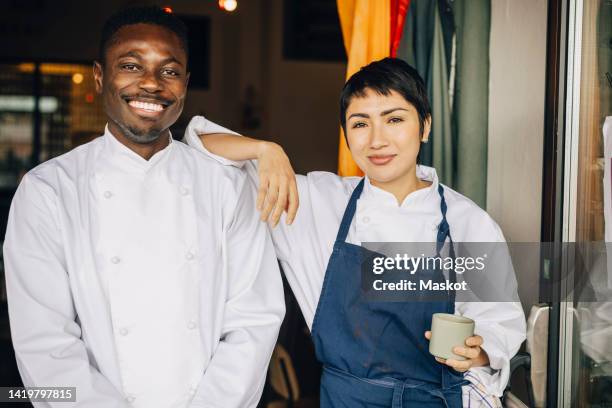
[3,127,285,408]
[185,116,527,405]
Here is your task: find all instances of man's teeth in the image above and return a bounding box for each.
[128,100,164,112]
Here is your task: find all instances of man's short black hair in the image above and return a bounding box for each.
[339,57,431,135]
[98,6,189,65]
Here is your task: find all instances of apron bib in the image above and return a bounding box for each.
[311,179,467,407]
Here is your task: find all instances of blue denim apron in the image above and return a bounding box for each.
[311,179,467,407]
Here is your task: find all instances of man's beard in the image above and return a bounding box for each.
[116,120,163,144]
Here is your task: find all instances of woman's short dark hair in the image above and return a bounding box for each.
[98,6,189,66]
[339,58,431,135]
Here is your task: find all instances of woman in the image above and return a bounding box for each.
[185,58,526,407]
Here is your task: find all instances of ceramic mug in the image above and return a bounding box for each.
[429,313,475,361]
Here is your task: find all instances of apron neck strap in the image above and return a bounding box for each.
[335,178,365,243]
[436,184,458,308]
[437,184,448,218]
[436,184,453,254]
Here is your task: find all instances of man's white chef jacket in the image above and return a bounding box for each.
[185,116,527,407]
[3,127,285,408]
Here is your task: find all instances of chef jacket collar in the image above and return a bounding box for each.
[103,124,174,173]
[362,165,440,208]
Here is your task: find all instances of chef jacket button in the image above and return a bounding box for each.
[362,216,370,223]
[111,256,121,264]
[119,328,129,336]
[180,187,190,196]
[103,190,113,199]
[185,251,195,260]
[126,395,135,403]
[187,321,197,330]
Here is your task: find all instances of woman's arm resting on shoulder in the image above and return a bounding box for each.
[184,116,298,226]
[200,134,298,227]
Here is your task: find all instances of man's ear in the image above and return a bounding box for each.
[93,61,103,94]
[421,115,432,143]
[185,71,190,88]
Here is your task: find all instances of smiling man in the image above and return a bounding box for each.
[3,7,284,408]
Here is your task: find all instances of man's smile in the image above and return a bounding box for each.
[123,95,172,118]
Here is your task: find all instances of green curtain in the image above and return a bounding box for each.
[397,0,436,166]
[397,0,455,180]
[396,0,490,207]
[452,0,491,207]
[431,2,453,185]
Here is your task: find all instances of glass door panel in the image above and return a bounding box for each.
[562,0,612,406]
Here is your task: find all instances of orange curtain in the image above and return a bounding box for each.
[336,0,409,176]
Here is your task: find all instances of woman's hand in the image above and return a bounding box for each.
[424,331,489,372]
[255,141,299,227]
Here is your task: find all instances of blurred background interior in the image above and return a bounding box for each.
[0,0,611,407]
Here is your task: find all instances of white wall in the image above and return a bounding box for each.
[487,0,548,314]
[487,0,548,242]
